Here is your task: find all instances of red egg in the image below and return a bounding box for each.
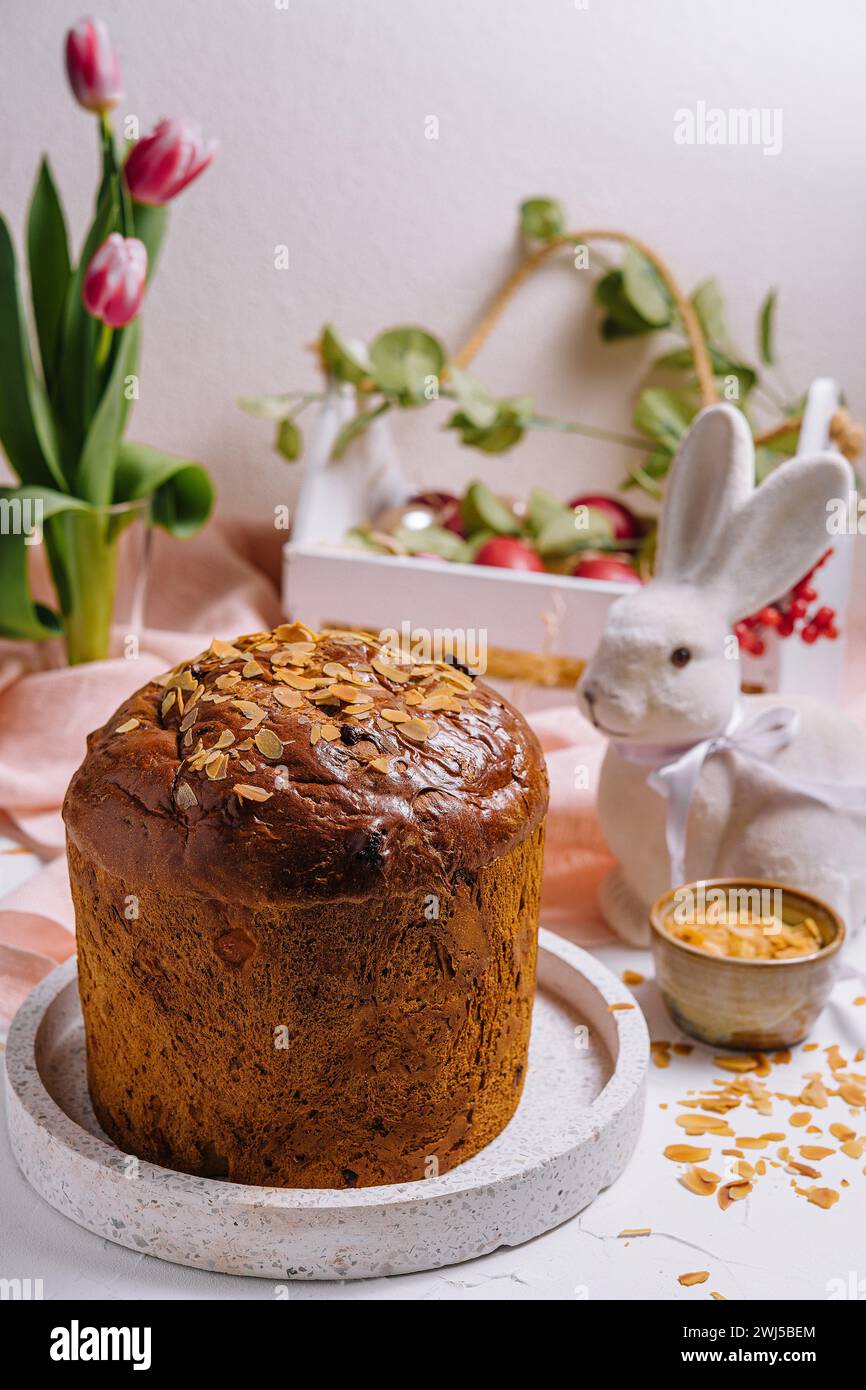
[567,493,639,542]
[474,537,545,572]
[571,556,641,584]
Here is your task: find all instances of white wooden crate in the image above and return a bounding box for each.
[283,379,853,709]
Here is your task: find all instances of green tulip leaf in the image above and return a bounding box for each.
[0,486,88,639]
[131,201,169,284]
[27,157,71,399]
[758,288,777,366]
[76,319,140,505]
[114,441,214,538]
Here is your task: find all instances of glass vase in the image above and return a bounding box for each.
[47,498,152,666]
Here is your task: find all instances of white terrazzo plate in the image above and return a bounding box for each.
[4,930,648,1281]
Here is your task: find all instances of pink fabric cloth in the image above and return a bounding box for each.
[2,518,864,1033]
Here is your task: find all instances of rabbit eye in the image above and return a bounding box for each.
[670,646,692,668]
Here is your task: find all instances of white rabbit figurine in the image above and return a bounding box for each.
[577,403,866,945]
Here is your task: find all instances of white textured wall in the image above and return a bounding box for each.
[3,0,865,522]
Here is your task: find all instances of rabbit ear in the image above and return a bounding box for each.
[655,404,755,581]
[699,452,849,621]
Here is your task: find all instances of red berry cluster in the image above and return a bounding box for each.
[735,549,838,657]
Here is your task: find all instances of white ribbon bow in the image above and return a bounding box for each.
[613,703,866,888]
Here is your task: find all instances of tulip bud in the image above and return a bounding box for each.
[124,118,217,206]
[82,233,147,328]
[65,17,123,114]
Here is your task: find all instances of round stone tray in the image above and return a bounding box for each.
[5,930,647,1281]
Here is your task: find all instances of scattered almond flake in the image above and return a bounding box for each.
[681,1165,719,1197]
[309,726,321,746]
[161,690,177,717]
[756,1159,767,1175]
[678,1271,709,1287]
[419,691,459,712]
[617,1228,651,1238]
[254,728,283,759]
[174,782,198,811]
[343,703,373,717]
[320,723,340,741]
[164,668,199,693]
[234,737,254,751]
[372,655,411,684]
[206,753,229,780]
[721,1148,744,1158]
[805,1125,822,1135]
[279,672,319,690]
[210,638,243,659]
[370,756,391,774]
[735,1160,755,1180]
[622,970,645,986]
[798,1185,840,1209]
[854,997,866,1007]
[239,759,256,772]
[322,661,354,680]
[838,1081,866,1107]
[788,1160,822,1179]
[273,622,318,642]
[735,1136,768,1149]
[800,1077,829,1108]
[773,1048,792,1064]
[438,664,474,690]
[800,1145,835,1160]
[715,1055,759,1073]
[608,1003,635,1012]
[663,1145,711,1163]
[651,1041,671,1069]
[273,688,303,709]
[789,1111,812,1127]
[213,730,235,749]
[710,1292,727,1301]
[233,783,272,802]
[802,1042,819,1052]
[720,1180,752,1208]
[115,718,140,734]
[324,683,360,702]
[401,717,435,742]
[761,1131,786,1142]
[215,672,241,690]
[179,710,198,733]
[840,1137,866,1159]
[676,1115,733,1136]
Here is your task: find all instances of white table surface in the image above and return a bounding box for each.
[2,838,865,1303]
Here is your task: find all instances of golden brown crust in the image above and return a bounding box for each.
[63,624,549,906]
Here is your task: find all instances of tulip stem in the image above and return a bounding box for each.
[95,321,113,367]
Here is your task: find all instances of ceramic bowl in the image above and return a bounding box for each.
[649,878,845,1050]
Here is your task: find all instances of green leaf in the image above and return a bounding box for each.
[275,417,302,461]
[238,394,301,421]
[392,524,469,562]
[448,396,532,453]
[321,325,370,385]
[526,487,568,537]
[633,388,698,447]
[76,320,140,505]
[114,441,214,538]
[460,480,520,536]
[758,288,777,366]
[0,485,87,639]
[0,212,65,489]
[535,505,613,559]
[621,246,672,328]
[331,400,390,459]
[595,270,657,339]
[519,197,565,242]
[27,157,71,398]
[55,183,119,461]
[447,364,498,429]
[654,344,756,400]
[131,202,169,283]
[691,278,727,345]
[369,326,445,403]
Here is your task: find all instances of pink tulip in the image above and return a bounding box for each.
[65,17,122,114]
[124,119,217,206]
[82,233,147,328]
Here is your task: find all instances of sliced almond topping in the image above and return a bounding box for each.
[234,783,272,802]
[213,730,235,749]
[372,655,411,683]
[161,690,177,717]
[115,718,140,734]
[278,672,319,690]
[381,708,410,723]
[322,661,354,680]
[174,782,198,810]
[179,710,198,733]
[469,698,487,712]
[344,703,373,717]
[404,689,423,706]
[239,759,256,772]
[370,756,391,773]
[678,1271,709,1287]
[210,638,243,659]
[401,717,435,742]
[309,726,320,745]
[215,671,241,690]
[273,688,303,709]
[273,622,318,643]
[320,723,340,741]
[254,728,283,759]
